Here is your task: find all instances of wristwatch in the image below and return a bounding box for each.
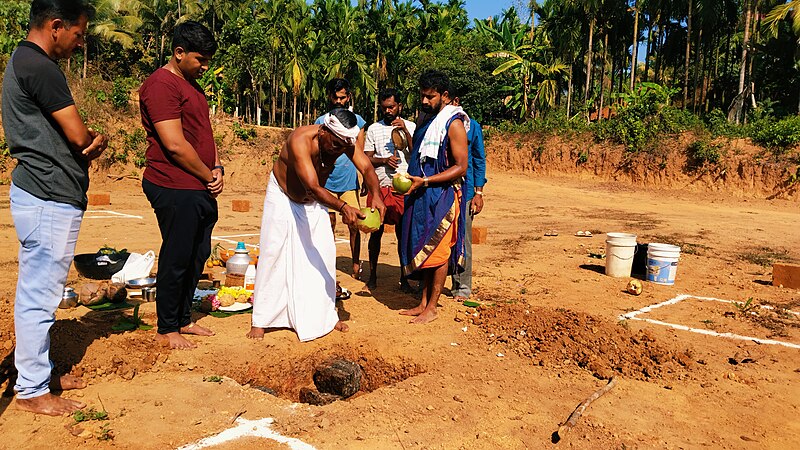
[423,177,429,187]
[213,165,225,175]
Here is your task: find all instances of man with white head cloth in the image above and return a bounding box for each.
[247,108,385,341]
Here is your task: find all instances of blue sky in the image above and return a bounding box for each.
[464,0,520,22]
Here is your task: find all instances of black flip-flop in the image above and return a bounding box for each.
[336,287,352,301]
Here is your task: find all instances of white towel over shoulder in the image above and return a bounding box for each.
[419,105,470,161]
[251,173,340,342]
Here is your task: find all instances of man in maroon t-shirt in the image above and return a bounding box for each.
[139,21,222,350]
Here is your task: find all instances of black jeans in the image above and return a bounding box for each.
[143,179,218,334]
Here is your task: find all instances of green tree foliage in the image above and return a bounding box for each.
[0,1,29,58]
[0,0,799,141]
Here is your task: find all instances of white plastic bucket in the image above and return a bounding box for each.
[646,243,681,285]
[605,233,638,277]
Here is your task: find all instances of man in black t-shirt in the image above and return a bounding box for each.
[2,0,107,416]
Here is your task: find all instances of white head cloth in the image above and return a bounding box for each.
[322,112,360,144]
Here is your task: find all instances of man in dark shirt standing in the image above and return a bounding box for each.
[2,0,108,415]
[139,21,222,350]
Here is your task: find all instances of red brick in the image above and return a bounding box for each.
[773,263,800,289]
[472,226,487,244]
[87,193,110,206]
[231,199,250,212]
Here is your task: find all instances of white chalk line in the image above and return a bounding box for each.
[619,294,800,350]
[177,417,315,450]
[85,210,143,219]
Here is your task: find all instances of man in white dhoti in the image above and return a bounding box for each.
[247,109,385,341]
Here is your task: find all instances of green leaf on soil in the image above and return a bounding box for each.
[86,301,135,311]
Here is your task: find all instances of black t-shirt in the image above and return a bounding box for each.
[1,41,89,209]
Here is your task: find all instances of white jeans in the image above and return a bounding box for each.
[10,184,83,399]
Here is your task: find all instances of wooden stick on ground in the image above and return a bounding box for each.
[555,376,618,442]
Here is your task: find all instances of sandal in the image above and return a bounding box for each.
[544,230,559,237]
[336,285,352,301]
[575,231,593,237]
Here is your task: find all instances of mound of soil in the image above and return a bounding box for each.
[477,304,695,381]
[50,315,164,382]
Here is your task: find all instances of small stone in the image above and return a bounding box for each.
[78,429,94,439]
[318,418,330,429]
[4,340,14,350]
[154,401,163,407]
[426,405,435,411]
[299,387,341,406]
[453,395,464,403]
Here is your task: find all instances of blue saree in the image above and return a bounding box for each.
[399,116,467,279]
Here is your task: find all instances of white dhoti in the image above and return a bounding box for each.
[252,173,340,342]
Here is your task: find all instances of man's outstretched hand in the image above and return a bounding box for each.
[369,198,386,223]
[340,204,365,226]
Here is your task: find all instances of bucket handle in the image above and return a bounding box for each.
[608,245,638,261]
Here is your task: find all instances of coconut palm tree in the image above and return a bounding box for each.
[84,0,143,77]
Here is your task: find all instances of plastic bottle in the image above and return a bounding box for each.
[226,242,251,276]
[244,265,256,290]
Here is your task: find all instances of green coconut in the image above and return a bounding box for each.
[358,207,382,232]
[392,172,413,194]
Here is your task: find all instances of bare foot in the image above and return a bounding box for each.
[180,322,215,336]
[50,374,87,391]
[16,393,85,416]
[352,262,363,280]
[399,304,425,316]
[155,332,197,349]
[246,327,265,340]
[335,321,349,332]
[410,309,438,324]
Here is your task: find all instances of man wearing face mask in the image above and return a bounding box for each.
[139,21,222,350]
[364,88,415,291]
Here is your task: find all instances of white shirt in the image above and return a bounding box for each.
[365,118,416,187]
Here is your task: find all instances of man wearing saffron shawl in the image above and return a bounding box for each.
[399,70,469,324]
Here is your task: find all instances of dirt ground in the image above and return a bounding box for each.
[0,169,798,449]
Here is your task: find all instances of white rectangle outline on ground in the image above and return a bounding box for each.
[619,294,800,349]
[85,210,144,219]
[213,233,349,246]
[177,417,315,450]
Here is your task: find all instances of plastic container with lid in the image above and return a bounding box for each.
[226,241,251,276]
[244,265,256,290]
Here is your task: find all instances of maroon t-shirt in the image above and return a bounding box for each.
[139,68,215,190]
